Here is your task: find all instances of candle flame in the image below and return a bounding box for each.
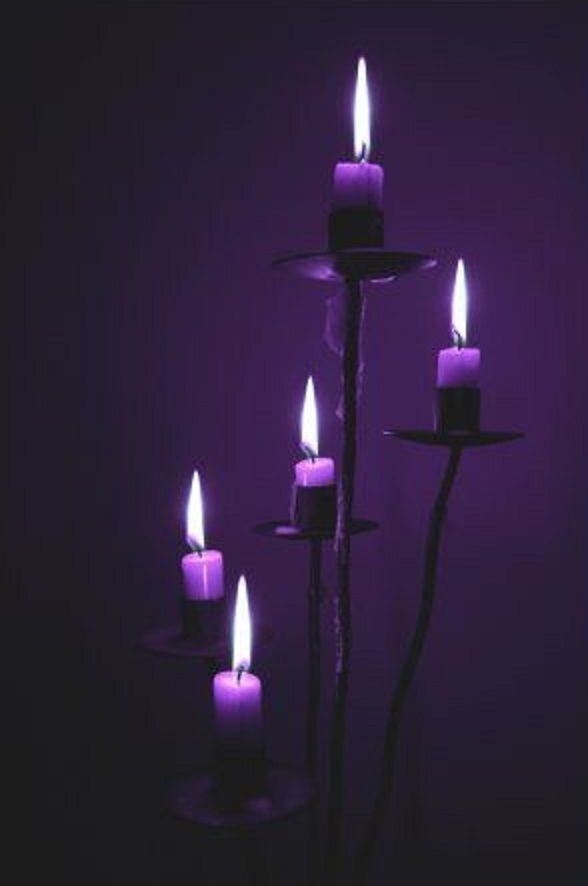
[232,575,252,673]
[186,469,205,552]
[301,376,319,458]
[354,56,370,161]
[451,259,468,347]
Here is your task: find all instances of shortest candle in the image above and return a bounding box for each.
[291,377,336,530]
[295,377,335,487]
[181,470,224,601]
[435,259,481,432]
[213,576,265,799]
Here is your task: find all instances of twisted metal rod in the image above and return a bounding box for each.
[352,445,463,885]
[325,278,365,884]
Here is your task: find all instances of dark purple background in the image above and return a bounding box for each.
[4,4,588,884]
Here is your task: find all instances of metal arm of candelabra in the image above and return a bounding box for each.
[273,249,436,885]
[253,518,377,885]
[352,429,523,886]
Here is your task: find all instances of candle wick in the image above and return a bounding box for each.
[189,540,205,558]
[300,443,317,463]
[452,327,464,351]
[236,665,245,685]
[359,142,367,163]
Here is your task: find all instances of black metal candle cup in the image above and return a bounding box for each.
[435,386,480,433]
[290,482,337,532]
[212,742,268,808]
[180,596,227,645]
[328,207,384,251]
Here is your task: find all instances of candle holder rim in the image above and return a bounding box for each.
[252,517,379,541]
[272,249,436,284]
[167,764,315,828]
[139,622,274,660]
[384,429,524,448]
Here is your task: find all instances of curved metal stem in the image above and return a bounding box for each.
[325,278,365,884]
[352,445,462,885]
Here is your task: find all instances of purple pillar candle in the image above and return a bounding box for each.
[435,260,481,433]
[437,346,481,388]
[295,457,335,487]
[213,672,262,752]
[291,377,336,531]
[294,377,335,487]
[330,58,384,250]
[181,470,224,601]
[436,260,481,389]
[213,576,264,764]
[332,161,384,214]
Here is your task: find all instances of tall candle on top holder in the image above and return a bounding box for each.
[329,57,384,251]
[435,259,481,432]
[213,576,265,800]
[180,470,226,642]
[291,377,336,531]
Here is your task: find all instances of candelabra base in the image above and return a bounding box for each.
[168,765,315,828]
[139,622,274,660]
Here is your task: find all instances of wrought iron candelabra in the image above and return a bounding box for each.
[139,246,522,886]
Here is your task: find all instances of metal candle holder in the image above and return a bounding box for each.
[352,427,523,884]
[139,620,274,662]
[141,600,305,884]
[168,764,315,829]
[167,764,314,886]
[273,248,435,883]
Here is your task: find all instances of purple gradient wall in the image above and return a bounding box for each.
[4,4,587,884]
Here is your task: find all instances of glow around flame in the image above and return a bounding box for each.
[354,56,370,161]
[451,259,468,347]
[186,470,205,551]
[232,575,252,672]
[301,376,319,458]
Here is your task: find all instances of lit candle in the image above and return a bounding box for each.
[213,576,265,798]
[329,57,384,250]
[437,260,480,387]
[435,260,481,432]
[295,377,335,487]
[181,470,224,601]
[291,377,336,530]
